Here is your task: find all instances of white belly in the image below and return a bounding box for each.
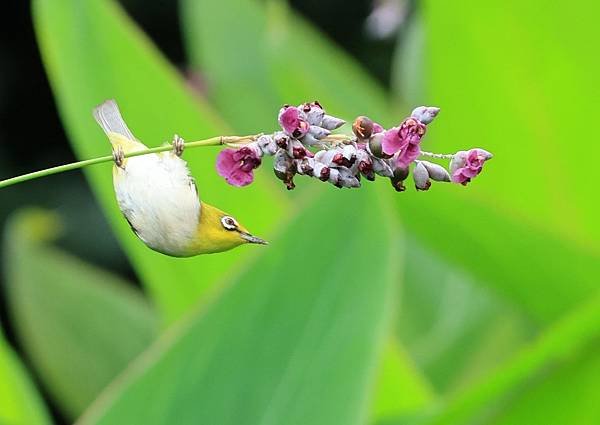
[113,152,201,256]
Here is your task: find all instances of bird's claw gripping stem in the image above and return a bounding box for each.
[172,134,185,157]
[112,146,125,168]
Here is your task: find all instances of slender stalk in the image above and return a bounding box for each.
[419,151,454,160]
[0,134,259,189]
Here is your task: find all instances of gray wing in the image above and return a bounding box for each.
[93,99,136,140]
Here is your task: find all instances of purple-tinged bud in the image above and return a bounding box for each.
[288,139,313,159]
[413,162,431,191]
[450,148,492,185]
[301,102,325,125]
[314,149,339,167]
[308,125,330,140]
[372,156,394,177]
[389,165,409,192]
[273,149,296,190]
[256,134,277,156]
[296,158,315,175]
[274,132,289,149]
[320,114,346,130]
[420,160,450,182]
[367,133,393,159]
[318,165,331,181]
[352,116,374,140]
[342,145,357,164]
[328,168,341,186]
[332,153,345,166]
[337,167,361,188]
[358,161,375,181]
[301,133,321,146]
[411,106,440,125]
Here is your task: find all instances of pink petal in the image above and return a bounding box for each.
[451,170,470,184]
[395,144,421,168]
[227,169,254,187]
[381,128,405,155]
[216,149,238,178]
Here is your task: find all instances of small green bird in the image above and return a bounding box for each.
[93,100,266,257]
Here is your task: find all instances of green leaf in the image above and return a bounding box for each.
[4,209,158,419]
[422,0,600,246]
[422,293,600,425]
[412,0,600,323]
[0,329,51,425]
[371,337,435,422]
[78,190,400,425]
[491,347,600,425]
[33,0,289,323]
[181,0,393,130]
[398,234,532,394]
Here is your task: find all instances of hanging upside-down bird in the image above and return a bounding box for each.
[93,100,267,257]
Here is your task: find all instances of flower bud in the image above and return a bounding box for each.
[320,114,346,130]
[273,149,296,190]
[368,133,392,159]
[328,168,341,187]
[352,116,374,140]
[314,149,338,166]
[288,139,312,159]
[312,163,330,181]
[371,156,394,177]
[389,165,409,192]
[308,125,330,140]
[256,134,277,156]
[302,133,321,146]
[411,106,440,125]
[337,167,361,188]
[413,161,431,191]
[296,158,315,175]
[420,160,450,182]
[355,149,375,181]
[300,102,325,125]
[274,132,289,149]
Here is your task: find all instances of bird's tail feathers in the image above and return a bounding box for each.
[93,100,146,152]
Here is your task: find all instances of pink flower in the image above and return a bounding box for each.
[216,146,262,187]
[278,106,310,138]
[382,117,426,167]
[372,122,384,134]
[450,149,492,185]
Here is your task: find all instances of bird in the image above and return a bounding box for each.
[93,99,267,257]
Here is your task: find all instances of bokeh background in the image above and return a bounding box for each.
[1,1,598,424]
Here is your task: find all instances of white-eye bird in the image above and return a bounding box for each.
[93,100,267,257]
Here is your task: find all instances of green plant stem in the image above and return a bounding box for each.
[0,135,259,189]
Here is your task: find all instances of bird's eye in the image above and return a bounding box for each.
[221,216,238,231]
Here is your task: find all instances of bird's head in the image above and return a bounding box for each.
[187,202,267,255]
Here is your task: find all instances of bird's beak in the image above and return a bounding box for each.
[239,232,268,245]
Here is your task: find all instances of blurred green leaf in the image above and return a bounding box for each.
[390,10,425,106]
[491,347,600,425]
[422,0,600,247]
[4,208,158,419]
[181,0,393,131]
[33,0,289,323]
[422,293,600,425]
[415,0,600,320]
[398,235,532,394]
[79,190,400,425]
[371,337,435,422]
[0,329,51,425]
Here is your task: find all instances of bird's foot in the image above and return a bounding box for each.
[172,134,185,157]
[112,146,125,168]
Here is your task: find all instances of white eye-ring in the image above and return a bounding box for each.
[221,216,238,231]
